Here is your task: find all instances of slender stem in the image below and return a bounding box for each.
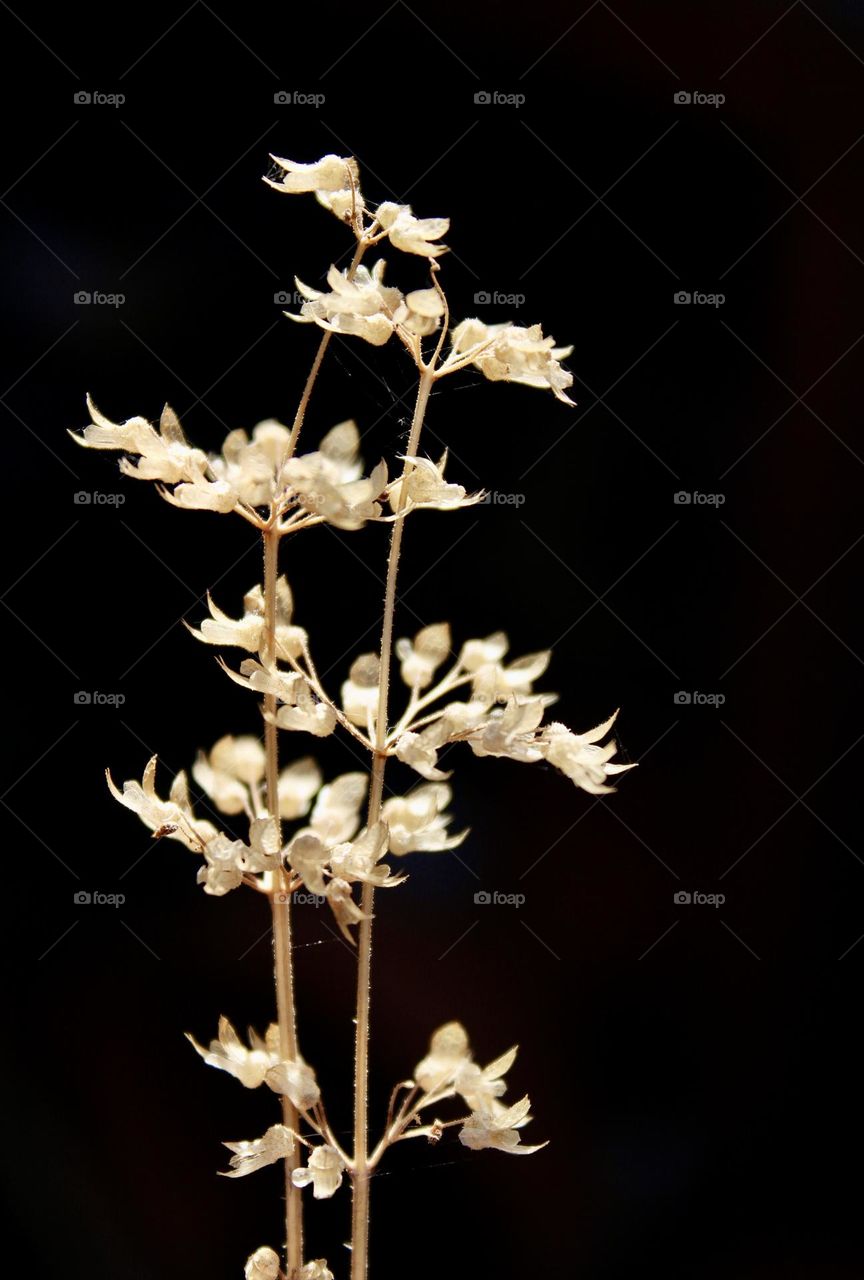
[263,519,304,1279]
[350,363,436,1280]
[284,238,368,462]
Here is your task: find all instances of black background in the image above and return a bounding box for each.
[2,2,863,1277]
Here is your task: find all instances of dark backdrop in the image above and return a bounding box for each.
[2,2,863,1277]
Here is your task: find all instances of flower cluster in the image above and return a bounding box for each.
[71,401,386,531]
[445,318,575,404]
[245,1246,333,1280]
[225,1126,346,1201]
[80,146,630,1279]
[386,625,633,794]
[107,734,462,939]
[413,1022,546,1156]
[265,150,573,404]
[187,1016,320,1112]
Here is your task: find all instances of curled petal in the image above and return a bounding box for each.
[222,1124,296,1178]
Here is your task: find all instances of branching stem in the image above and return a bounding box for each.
[350,359,437,1280]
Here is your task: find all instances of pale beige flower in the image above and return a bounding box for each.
[328,821,403,889]
[186,1016,280,1088]
[459,1095,547,1155]
[449,318,574,404]
[453,1047,518,1113]
[414,1022,471,1093]
[273,682,338,738]
[196,832,248,895]
[265,1057,321,1112]
[386,453,483,514]
[277,757,323,821]
[397,287,446,337]
[71,397,209,485]
[414,1022,517,1112]
[394,700,488,781]
[283,419,387,530]
[394,728,451,782]
[222,657,304,704]
[244,1246,281,1280]
[395,623,451,690]
[223,1124,295,1178]
[326,876,370,941]
[382,783,466,855]
[540,715,634,794]
[106,756,217,853]
[470,649,552,705]
[285,831,331,896]
[205,421,292,507]
[299,1263,333,1280]
[265,153,362,222]
[291,1144,345,1199]
[306,772,367,845]
[193,735,265,816]
[287,822,402,925]
[163,459,239,513]
[341,653,381,725]
[376,202,449,257]
[291,261,403,346]
[466,695,549,763]
[187,579,307,662]
[459,632,509,672]
[244,816,282,874]
[106,757,259,894]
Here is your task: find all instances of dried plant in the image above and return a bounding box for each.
[71,152,633,1280]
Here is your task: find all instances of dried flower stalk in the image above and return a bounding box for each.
[72,152,632,1280]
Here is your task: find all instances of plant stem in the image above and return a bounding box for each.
[350,364,436,1280]
[284,237,368,462]
[263,520,304,1279]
